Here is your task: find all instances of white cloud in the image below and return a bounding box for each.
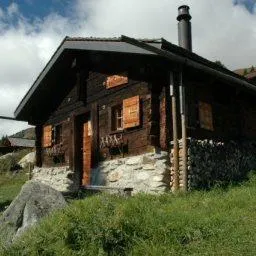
[0,0,256,137]
[7,2,19,17]
[72,0,256,69]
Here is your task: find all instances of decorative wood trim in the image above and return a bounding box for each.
[105,74,128,89]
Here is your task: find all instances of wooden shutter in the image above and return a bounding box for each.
[123,96,140,129]
[43,125,52,147]
[199,102,214,131]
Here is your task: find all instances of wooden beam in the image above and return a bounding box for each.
[170,72,179,192]
[69,115,76,172]
[0,116,23,121]
[179,71,188,192]
[35,125,42,167]
[91,102,99,168]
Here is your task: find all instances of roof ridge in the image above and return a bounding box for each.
[65,36,163,43]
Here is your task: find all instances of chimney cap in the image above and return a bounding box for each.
[177,5,191,21]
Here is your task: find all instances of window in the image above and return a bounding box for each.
[198,101,214,131]
[110,95,140,132]
[42,124,63,148]
[42,125,52,148]
[54,124,63,145]
[111,104,123,131]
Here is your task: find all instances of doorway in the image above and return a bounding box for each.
[76,113,92,186]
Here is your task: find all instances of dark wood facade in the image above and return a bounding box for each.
[32,52,171,185]
[14,37,256,187]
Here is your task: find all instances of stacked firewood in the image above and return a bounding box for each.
[170,139,256,190]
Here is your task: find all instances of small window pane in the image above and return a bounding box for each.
[111,105,123,131]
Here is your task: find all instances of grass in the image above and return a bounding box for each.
[0,171,28,213]
[0,149,31,213]
[1,172,256,255]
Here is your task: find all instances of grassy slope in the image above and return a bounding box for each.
[0,149,31,212]
[2,173,256,256]
[0,172,27,212]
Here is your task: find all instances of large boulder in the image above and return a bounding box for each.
[0,181,67,245]
[18,151,35,168]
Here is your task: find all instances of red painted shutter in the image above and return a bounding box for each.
[123,96,140,129]
[43,125,52,148]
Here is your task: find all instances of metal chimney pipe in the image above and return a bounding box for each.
[177,5,192,51]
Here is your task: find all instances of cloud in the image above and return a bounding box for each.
[0,0,256,137]
[233,0,256,13]
[7,2,19,17]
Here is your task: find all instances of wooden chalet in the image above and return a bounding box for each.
[14,6,256,191]
[0,137,34,155]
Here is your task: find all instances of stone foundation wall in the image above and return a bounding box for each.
[91,151,170,194]
[32,166,79,193]
[170,139,256,190]
[32,151,170,194]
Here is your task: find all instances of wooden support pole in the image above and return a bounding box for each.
[170,72,179,191]
[91,102,99,168]
[179,71,188,192]
[35,125,42,167]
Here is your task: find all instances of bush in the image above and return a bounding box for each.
[0,149,32,173]
[0,155,18,173]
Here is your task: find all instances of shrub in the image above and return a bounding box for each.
[0,149,32,173]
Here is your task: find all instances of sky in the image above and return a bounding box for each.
[0,0,256,137]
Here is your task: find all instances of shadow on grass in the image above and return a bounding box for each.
[0,200,12,213]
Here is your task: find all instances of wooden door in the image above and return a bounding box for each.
[82,120,92,186]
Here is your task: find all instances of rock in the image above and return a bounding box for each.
[152,175,164,182]
[0,181,67,245]
[142,156,156,165]
[126,156,141,165]
[32,166,77,192]
[143,164,155,170]
[150,181,166,188]
[18,152,35,168]
[0,152,15,160]
[108,170,123,182]
[135,172,151,180]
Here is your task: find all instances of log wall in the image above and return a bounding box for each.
[38,54,168,167]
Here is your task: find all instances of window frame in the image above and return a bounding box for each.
[109,103,124,132]
[108,95,140,133]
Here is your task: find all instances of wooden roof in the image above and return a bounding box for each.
[7,137,35,148]
[14,35,256,122]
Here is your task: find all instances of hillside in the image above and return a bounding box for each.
[10,127,35,140]
[1,173,256,255]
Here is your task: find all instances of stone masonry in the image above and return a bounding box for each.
[32,166,78,193]
[91,151,170,194]
[31,151,171,194]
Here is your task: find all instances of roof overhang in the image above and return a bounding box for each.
[14,35,256,121]
[121,35,256,94]
[14,37,159,120]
